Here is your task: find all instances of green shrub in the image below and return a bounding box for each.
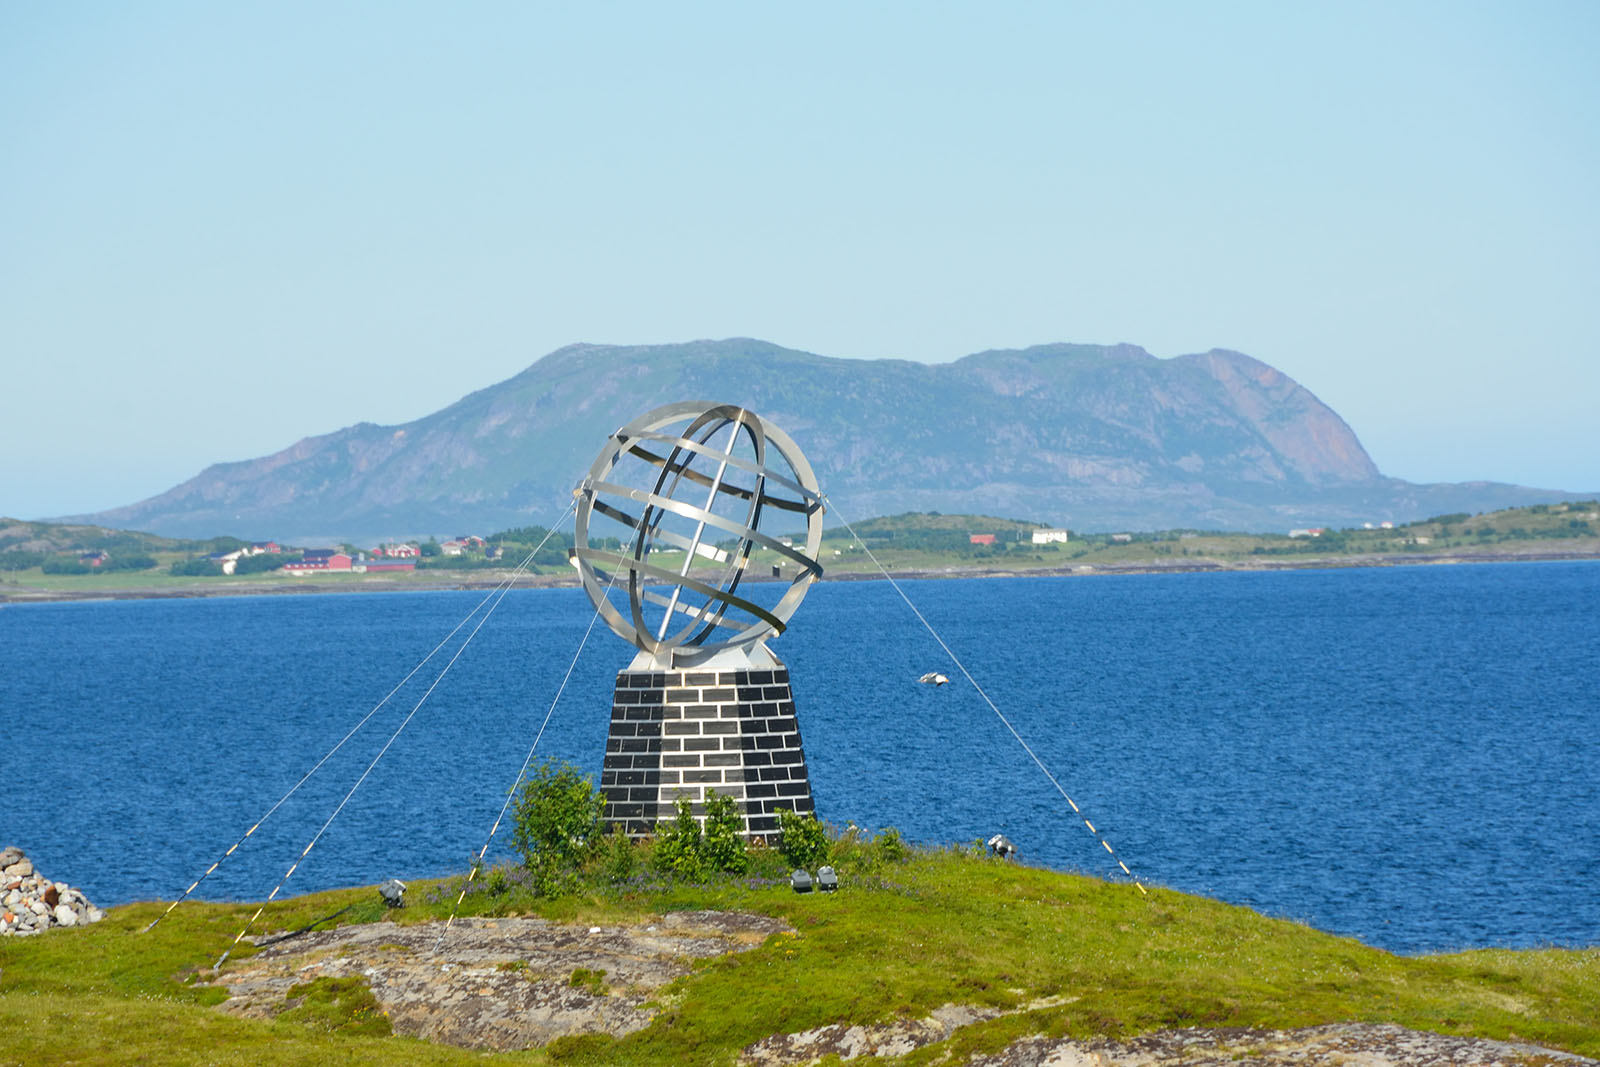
[169,558,224,577]
[596,826,638,883]
[653,795,704,879]
[650,790,762,879]
[482,863,512,896]
[510,759,605,896]
[102,553,157,572]
[873,826,911,864]
[700,790,750,875]
[778,808,829,869]
[233,553,284,575]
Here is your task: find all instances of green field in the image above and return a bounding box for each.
[2,838,1596,1066]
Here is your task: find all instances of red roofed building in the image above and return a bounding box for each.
[284,550,352,575]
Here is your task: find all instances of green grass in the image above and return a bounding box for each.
[0,564,501,599]
[2,842,1596,1066]
[277,975,393,1036]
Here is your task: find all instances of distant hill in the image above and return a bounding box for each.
[0,518,187,556]
[65,339,1586,541]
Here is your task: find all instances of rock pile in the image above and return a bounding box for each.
[2,846,104,936]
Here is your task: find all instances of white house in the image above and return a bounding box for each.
[1031,528,1070,545]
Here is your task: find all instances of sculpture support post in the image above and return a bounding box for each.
[600,659,813,840]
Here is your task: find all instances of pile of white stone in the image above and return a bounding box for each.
[2,846,104,936]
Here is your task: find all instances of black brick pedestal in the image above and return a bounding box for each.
[600,663,815,840]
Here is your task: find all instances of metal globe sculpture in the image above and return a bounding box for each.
[573,401,825,668]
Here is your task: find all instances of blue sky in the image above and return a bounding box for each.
[3,2,1596,519]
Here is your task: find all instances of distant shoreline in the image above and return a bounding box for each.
[4,546,1597,606]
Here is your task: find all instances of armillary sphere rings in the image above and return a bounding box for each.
[572,401,825,665]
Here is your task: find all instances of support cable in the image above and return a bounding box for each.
[142,527,562,933]
[431,561,623,953]
[210,516,572,967]
[823,496,1148,895]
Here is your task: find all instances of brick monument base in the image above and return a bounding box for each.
[599,658,814,840]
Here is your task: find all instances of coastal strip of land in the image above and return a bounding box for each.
[4,501,1597,604]
[3,542,1598,605]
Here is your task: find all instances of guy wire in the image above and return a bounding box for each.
[143,512,572,933]
[432,561,624,953]
[209,516,570,968]
[823,495,1148,895]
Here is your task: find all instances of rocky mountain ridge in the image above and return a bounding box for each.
[68,339,1580,541]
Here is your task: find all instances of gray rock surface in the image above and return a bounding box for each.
[0,847,103,936]
[209,910,791,1051]
[738,1002,1596,1067]
[965,1023,1596,1067]
[742,1002,1009,1063]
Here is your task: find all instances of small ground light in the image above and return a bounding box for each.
[986,834,1017,860]
[816,866,838,892]
[790,869,813,893]
[378,879,407,907]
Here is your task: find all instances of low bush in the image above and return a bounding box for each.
[700,791,750,875]
[597,826,638,883]
[511,759,605,896]
[652,795,705,879]
[777,808,830,869]
[170,558,224,577]
[652,790,757,879]
[234,553,284,575]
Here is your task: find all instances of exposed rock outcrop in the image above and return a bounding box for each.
[741,1010,1598,1067]
[742,1002,1010,1064]
[210,910,790,1051]
[0,846,104,935]
[965,1022,1597,1067]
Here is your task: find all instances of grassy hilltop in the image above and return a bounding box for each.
[3,836,1597,1065]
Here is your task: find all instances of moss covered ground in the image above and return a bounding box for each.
[2,838,1596,1066]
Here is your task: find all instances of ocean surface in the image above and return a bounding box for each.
[2,561,1596,955]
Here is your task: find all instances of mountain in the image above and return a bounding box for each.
[69,339,1582,540]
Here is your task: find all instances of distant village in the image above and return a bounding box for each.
[966,528,1069,546]
[964,522,1404,545]
[53,507,1576,582]
[196,536,496,576]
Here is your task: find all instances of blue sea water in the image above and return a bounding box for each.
[2,561,1596,955]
